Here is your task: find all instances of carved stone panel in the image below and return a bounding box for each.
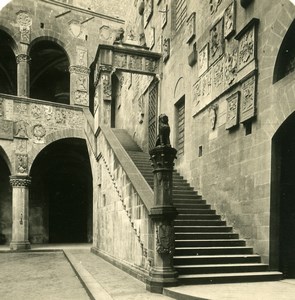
[224,1,236,39]
[162,37,170,63]
[193,80,201,111]
[74,91,88,106]
[101,73,112,101]
[114,53,128,68]
[226,91,240,129]
[199,44,208,76]
[224,43,238,86]
[213,58,224,89]
[186,12,196,44]
[240,75,256,123]
[144,0,153,28]
[32,124,46,143]
[14,120,29,139]
[129,55,143,71]
[15,139,27,153]
[16,10,32,45]
[210,0,223,15]
[209,18,224,66]
[76,46,88,66]
[156,223,174,254]
[0,119,13,140]
[14,101,29,116]
[15,154,28,174]
[20,27,30,44]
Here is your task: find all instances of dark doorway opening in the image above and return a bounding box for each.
[30,138,92,244]
[271,112,295,278]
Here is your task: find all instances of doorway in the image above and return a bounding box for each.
[271,112,295,278]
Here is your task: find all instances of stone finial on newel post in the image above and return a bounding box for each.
[146,114,178,293]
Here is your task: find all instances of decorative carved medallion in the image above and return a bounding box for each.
[16,11,32,27]
[16,154,28,174]
[199,44,208,76]
[156,223,175,255]
[162,37,170,63]
[224,1,236,39]
[14,120,28,139]
[0,119,13,140]
[186,12,196,44]
[33,124,46,142]
[226,91,240,129]
[240,75,256,123]
[144,0,153,28]
[99,25,112,41]
[209,18,224,66]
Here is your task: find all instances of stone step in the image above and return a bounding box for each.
[174,204,211,209]
[173,199,206,205]
[177,271,283,285]
[176,209,216,215]
[174,246,253,256]
[176,214,220,220]
[175,239,246,247]
[174,226,233,232]
[175,263,269,275]
[175,232,239,240]
[173,254,261,265]
[174,219,226,226]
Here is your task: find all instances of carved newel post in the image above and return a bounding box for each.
[10,175,31,250]
[146,114,178,293]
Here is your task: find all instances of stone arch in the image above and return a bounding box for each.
[0,145,12,174]
[0,24,19,55]
[174,77,184,100]
[28,128,85,173]
[273,19,295,83]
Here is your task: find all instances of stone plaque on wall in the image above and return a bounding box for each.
[198,44,208,76]
[0,119,13,140]
[240,74,256,123]
[226,91,240,129]
[224,1,236,39]
[209,18,224,66]
[235,18,259,71]
[186,12,196,44]
[144,0,153,28]
[76,46,88,66]
[161,4,168,28]
[162,37,170,63]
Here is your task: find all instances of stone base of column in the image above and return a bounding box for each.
[10,240,31,251]
[146,267,178,293]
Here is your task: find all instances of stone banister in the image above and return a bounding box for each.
[99,125,154,211]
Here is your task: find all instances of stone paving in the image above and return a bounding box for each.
[0,251,89,300]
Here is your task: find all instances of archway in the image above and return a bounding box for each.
[0,29,17,95]
[0,153,12,245]
[271,111,295,278]
[29,40,70,104]
[30,138,92,244]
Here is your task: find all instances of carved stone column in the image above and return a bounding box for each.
[69,65,90,107]
[16,54,31,97]
[10,175,31,250]
[146,145,178,293]
[94,65,113,128]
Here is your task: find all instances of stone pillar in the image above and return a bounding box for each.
[69,65,90,107]
[146,145,178,293]
[94,65,113,129]
[16,54,31,97]
[10,175,31,250]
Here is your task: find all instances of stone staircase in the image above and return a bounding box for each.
[112,129,282,285]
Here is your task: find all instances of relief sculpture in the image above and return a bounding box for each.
[156,223,174,255]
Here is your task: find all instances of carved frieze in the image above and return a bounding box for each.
[0,119,13,140]
[10,176,31,187]
[69,65,90,74]
[14,120,29,139]
[156,223,174,254]
[32,124,46,143]
[162,37,170,63]
[224,1,236,39]
[0,98,4,118]
[44,105,54,122]
[16,54,31,64]
[129,55,143,71]
[224,45,238,85]
[199,44,208,76]
[240,74,256,123]
[55,108,66,124]
[209,18,224,66]
[30,104,42,119]
[210,0,223,15]
[14,101,29,115]
[145,58,157,73]
[114,53,128,69]
[226,91,240,129]
[144,0,153,28]
[16,154,28,174]
[67,110,84,127]
[186,12,196,44]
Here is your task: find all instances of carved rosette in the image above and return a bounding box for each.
[10,175,31,187]
[33,124,46,142]
[156,223,175,255]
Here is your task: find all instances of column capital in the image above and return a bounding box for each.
[69,65,90,74]
[16,54,31,64]
[10,175,31,187]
